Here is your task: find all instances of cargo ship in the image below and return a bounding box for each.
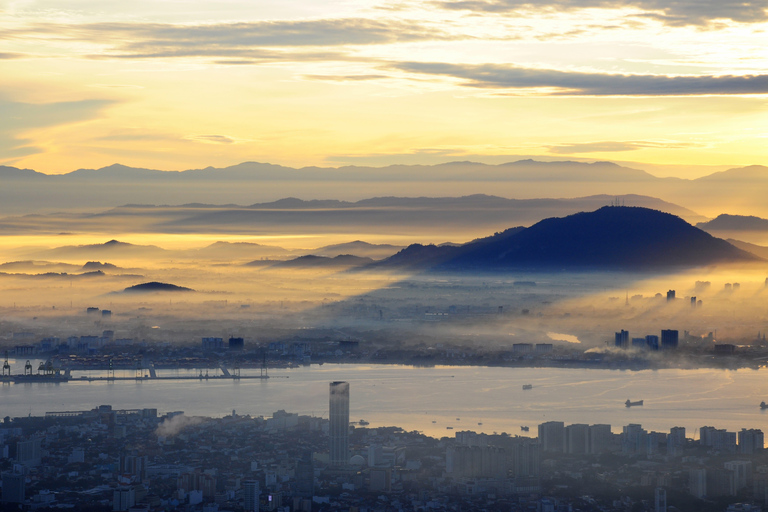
[625,399,643,407]
[1,359,71,383]
[12,370,71,383]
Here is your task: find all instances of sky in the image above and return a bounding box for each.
[1,0,768,176]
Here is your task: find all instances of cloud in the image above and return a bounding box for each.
[0,98,115,164]
[0,52,25,59]
[435,0,768,26]
[302,74,389,82]
[3,19,457,61]
[186,134,237,145]
[390,62,768,96]
[547,141,700,154]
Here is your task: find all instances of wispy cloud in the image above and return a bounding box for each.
[547,140,701,154]
[0,98,115,164]
[186,134,237,145]
[390,62,768,96]
[302,74,389,82]
[435,0,768,26]
[1,19,458,62]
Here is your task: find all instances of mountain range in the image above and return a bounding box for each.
[0,194,707,241]
[2,160,768,217]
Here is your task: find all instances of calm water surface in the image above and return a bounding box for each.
[2,363,767,438]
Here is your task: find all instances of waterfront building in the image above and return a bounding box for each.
[646,335,660,351]
[329,381,350,467]
[510,437,540,478]
[738,428,764,454]
[588,424,613,454]
[668,427,685,456]
[565,424,589,454]
[538,421,565,453]
[621,424,647,455]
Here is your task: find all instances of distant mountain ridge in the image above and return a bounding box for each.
[374,206,758,271]
[5,160,767,183]
[2,159,768,217]
[697,214,768,231]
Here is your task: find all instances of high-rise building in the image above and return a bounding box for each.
[621,424,647,455]
[666,290,675,301]
[244,480,260,512]
[646,335,660,351]
[510,437,540,478]
[738,429,764,454]
[16,438,42,467]
[615,330,629,349]
[538,421,565,453]
[565,424,589,454]
[668,426,686,456]
[689,468,707,499]
[588,424,613,454]
[1,472,25,503]
[661,330,679,350]
[655,487,667,512]
[294,451,314,499]
[113,486,135,511]
[329,381,350,467]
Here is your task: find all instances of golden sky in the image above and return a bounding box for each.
[1,0,768,176]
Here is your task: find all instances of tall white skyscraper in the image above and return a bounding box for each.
[329,381,350,467]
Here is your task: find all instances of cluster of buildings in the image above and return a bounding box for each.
[614,329,679,350]
[2,381,768,512]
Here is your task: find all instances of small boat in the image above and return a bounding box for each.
[477,422,483,426]
[760,401,768,410]
[521,426,529,432]
[359,419,369,426]
[625,399,644,407]
[432,420,437,423]
[522,384,533,390]
[446,426,454,429]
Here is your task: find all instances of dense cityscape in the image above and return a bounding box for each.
[1,378,767,512]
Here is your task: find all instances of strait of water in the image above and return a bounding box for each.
[2,363,767,438]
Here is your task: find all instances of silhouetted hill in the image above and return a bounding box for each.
[123,282,193,292]
[726,239,768,260]
[697,214,768,231]
[269,254,373,268]
[81,261,118,271]
[192,241,291,259]
[376,207,758,271]
[44,240,167,260]
[309,241,404,259]
[694,165,768,182]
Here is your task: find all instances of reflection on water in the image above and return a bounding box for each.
[1,364,767,438]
